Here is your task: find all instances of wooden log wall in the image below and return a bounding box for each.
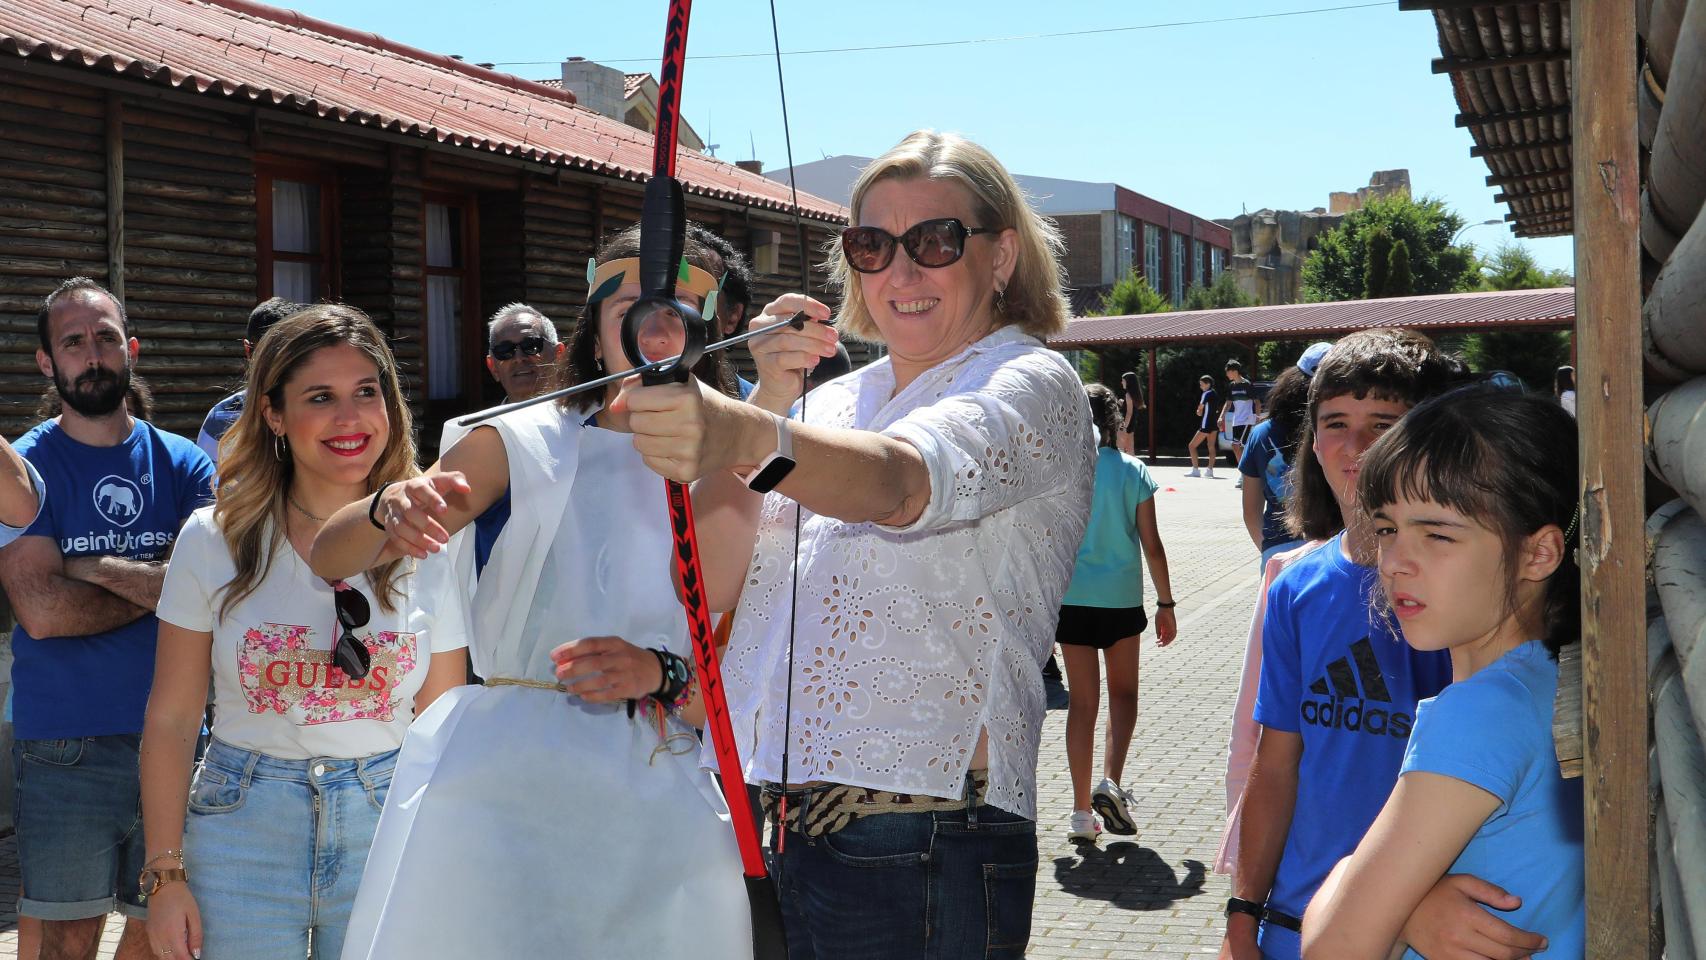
[1639,0,1706,951]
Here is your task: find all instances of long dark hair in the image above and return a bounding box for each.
[1119,371,1143,409]
[1358,387,1579,656]
[1085,383,1121,448]
[561,224,734,411]
[1260,365,1310,459]
[1554,365,1575,397]
[1286,328,1465,541]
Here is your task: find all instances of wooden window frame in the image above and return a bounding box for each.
[256,161,340,303]
[420,190,482,410]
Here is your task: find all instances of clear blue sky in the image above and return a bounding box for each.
[284,0,1574,275]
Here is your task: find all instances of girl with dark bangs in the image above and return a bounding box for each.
[1301,387,1584,958]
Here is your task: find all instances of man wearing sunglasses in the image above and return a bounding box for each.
[485,303,566,404]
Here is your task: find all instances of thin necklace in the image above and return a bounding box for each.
[288,495,326,523]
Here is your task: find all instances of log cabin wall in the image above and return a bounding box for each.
[1638,1,1706,954]
[0,56,848,450]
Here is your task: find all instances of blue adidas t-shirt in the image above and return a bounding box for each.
[1061,446,1159,608]
[1252,533,1452,960]
[1238,420,1294,551]
[1400,641,1584,959]
[10,418,215,740]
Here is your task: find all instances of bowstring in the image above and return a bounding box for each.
[768,0,806,862]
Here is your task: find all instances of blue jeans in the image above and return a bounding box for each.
[183,738,395,960]
[13,734,147,921]
[773,791,1037,959]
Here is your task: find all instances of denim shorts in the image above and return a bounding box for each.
[13,733,147,921]
[773,785,1038,960]
[183,738,395,960]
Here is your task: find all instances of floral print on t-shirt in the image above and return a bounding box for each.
[238,622,419,724]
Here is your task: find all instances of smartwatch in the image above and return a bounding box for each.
[742,413,797,494]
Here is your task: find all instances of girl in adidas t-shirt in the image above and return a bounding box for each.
[1301,389,1584,959]
[140,306,469,960]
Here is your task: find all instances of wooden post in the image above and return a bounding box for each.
[1571,1,1653,955]
[1146,345,1158,461]
[105,92,124,303]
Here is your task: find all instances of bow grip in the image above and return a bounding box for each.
[621,294,707,386]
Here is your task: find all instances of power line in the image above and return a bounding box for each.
[490,2,1389,68]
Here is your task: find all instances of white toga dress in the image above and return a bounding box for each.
[339,402,751,959]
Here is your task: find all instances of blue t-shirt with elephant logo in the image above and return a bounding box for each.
[10,418,214,740]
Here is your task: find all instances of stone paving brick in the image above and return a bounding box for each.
[0,464,1254,958]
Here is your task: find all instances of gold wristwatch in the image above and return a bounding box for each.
[138,865,188,899]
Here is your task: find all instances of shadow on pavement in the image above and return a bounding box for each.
[1051,843,1207,910]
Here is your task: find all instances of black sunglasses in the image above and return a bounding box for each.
[329,581,372,680]
[490,335,548,362]
[840,218,998,274]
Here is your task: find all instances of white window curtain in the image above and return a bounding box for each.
[272,180,321,302]
[425,204,462,400]
[427,203,457,269]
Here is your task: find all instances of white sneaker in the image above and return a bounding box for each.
[1205,468,1217,479]
[1235,477,1244,489]
[1092,778,1138,836]
[1068,810,1102,843]
[1185,468,1201,478]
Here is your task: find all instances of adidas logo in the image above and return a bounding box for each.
[1299,637,1414,739]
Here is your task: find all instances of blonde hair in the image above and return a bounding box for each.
[828,130,1069,342]
[214,304,418,620]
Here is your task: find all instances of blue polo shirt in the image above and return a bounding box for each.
[10,418,214,740]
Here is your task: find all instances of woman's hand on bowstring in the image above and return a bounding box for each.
[549,636,664,702]
[748,293,837,409]
[375,473,472,559]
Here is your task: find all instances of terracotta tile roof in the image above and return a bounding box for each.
[0,0,846,222]
[534,76,563,89]
[624,72,649,98]
[1051,287,1575,348]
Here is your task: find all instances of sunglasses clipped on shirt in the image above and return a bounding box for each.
[840,217,998,274]
[328,580,373,680]
[490,335,549,362]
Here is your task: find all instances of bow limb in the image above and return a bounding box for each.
[636,3,787,957]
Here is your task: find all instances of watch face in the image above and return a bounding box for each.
[747,456,797,494]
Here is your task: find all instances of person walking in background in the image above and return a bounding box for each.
[1554,365,1576,417]
[1219,360,1260,483]
[197,297,305,465]
[1187,374,1221,478]
[1119,370,1145,456]
[1059,383,1178,843]
[140,305,468,960]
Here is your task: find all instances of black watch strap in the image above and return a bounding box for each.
[1225,896,1265,920]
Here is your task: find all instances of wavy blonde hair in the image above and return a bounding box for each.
[828,130,1069,342]
[214,304,418,620]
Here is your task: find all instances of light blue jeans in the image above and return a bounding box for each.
[183,738,395,960]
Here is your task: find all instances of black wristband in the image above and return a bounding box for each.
[1156,600,1177,609]
[1225,896,1264,920]
[367,481,395,532]
[648,648,692,708]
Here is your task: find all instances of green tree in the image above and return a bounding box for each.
[1303,193,1480,302]
[1386,239,1415,297]
[1453,241,1574,390]
[1478,242,1573,291]
[1182,272,1259,311]
[1100,269,1170,316]
[1364,229,1393,298]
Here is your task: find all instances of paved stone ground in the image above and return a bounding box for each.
[0,460,1257,959]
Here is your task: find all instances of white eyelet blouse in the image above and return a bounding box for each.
[721,325,1095,820]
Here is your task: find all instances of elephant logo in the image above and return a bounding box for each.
[92,475,144,528]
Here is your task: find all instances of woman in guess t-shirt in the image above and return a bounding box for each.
[138,306,469,960]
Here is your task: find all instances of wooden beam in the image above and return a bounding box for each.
[1507,211,1574,223]
[1456,104,1572,127]
[104,91,124,303]
[1433,49,1572,74]
[1494,188,1574,203]
[1471,137,1571,158]
[1571,0,1653,956]
[1486,167,1572,187]
[1401,0,1554,8]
